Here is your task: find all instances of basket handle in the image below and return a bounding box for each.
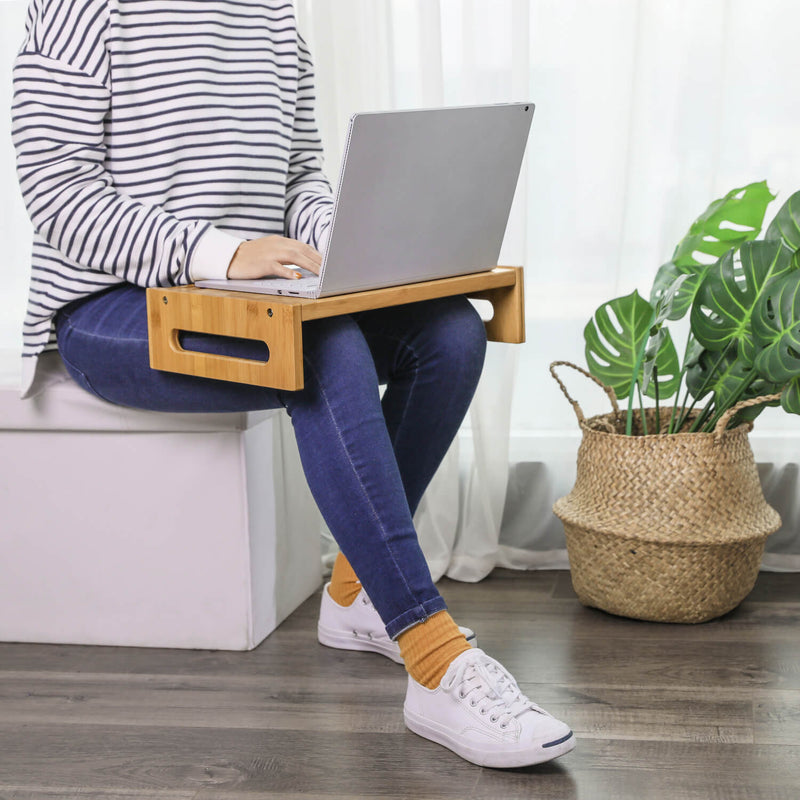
[549,360,620,426]
[713,392,783,438]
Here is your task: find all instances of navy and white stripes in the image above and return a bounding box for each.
[12,0,333,394]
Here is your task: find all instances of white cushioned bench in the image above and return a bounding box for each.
[0,353,322,650]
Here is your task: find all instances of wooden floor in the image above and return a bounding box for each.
[1,569,799,800]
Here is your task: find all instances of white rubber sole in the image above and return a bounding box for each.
[404,706,576,768]
[317,623,405,663]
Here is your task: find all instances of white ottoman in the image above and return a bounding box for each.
[0,353,322,650]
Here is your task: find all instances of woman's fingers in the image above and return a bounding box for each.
[227,236,323,280]
[281,241,322,274]
[272,263,303,279]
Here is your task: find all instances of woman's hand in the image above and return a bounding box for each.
[227,235,323,280]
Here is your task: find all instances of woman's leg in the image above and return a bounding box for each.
[355,295,487,516]
[55,285,446,636]
[56,285,575,767]
[55,285,283,412]
[277,310,451,636]
[323,295,485,616]
[315,297,485,684]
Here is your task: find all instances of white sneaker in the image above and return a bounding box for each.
[317,583,476,664]
[404,648,575,768]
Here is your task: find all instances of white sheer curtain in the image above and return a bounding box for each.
[3,1,800,575]
[296,0,800,576]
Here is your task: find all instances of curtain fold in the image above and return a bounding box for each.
[417,343,518,582]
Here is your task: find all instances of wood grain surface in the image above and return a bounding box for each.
[146,267,524,389]
[1,569,798,799]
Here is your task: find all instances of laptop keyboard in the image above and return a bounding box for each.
[274,275,320,293]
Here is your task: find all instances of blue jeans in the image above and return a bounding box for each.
[55,285,487,638]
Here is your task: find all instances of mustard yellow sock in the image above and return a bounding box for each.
[398,610,471,689]
[327,553,362,607]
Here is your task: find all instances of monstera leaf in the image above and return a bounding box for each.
[585,290,679,400]
[651,181,775,320]
[766,190,800,260]
[753,271,800,385]
[686,346,780,424]
[641,275,687,396]
[690,240,794,362]
[782,377,800,415]
[683,335,705,369]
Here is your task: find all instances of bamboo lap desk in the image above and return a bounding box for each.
[146,266,524,391]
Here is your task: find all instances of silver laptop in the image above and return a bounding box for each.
[197,102,534,298]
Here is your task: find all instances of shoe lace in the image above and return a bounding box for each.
[441,652,544,729]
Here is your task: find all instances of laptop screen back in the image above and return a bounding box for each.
[318,103,534,296]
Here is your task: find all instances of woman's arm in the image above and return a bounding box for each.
[284,34,334,253]
[12,39,213,288]
[13,2,329,286]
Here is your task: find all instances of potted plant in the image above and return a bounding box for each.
[551,182,800,622]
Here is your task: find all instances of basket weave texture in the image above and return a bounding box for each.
[551,364,781,623]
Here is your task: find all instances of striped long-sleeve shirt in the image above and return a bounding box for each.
[12,0,333,396]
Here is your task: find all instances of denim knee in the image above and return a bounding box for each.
[414,296,487,388]
[438,296,487,368]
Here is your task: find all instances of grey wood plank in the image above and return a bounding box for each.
[1,726,798,800]
[0,724,500,799]
[0,790,194,800]
[0,674,407,732]
[753,690,800,746]
[5,607,800,683]
[0,675,757,744]
[746,572,800,603]
[1,570,799,800]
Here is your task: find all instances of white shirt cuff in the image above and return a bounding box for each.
[189,227,244,282]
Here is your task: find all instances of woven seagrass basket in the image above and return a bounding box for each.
[550,361,782,623]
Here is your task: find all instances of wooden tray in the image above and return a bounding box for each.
[147,266,524,390]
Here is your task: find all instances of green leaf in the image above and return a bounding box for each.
[686,347,780,424]
[650,181,775,320]
[684,336,705,369]
[641,328,666,395]
[650,262,708,322]
[736,396,781,424]
[781,377,800,415]
[640,275,686,396]
[654,273,689,325]
[643,329,680,401]
[686,347,746,401]
[584,290,678,400]
[766,190,800,254]
[672,181,775,267]
[585,291,652,398]
[690,240,794,361]
[752,271,800,384]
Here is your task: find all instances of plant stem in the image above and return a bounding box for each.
[675,342,734,433]
[625,386,635,436]
[626,307,657,436]
[637,382,649,436]
[669,337,698,434]
[688,396,716,433]
[702,367,759,433]
[667,380,680,434]
[654,365,661,432]
[667,367,690,433]
[676,376,693,432]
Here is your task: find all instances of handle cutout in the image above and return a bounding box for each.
[176,330,270,363]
